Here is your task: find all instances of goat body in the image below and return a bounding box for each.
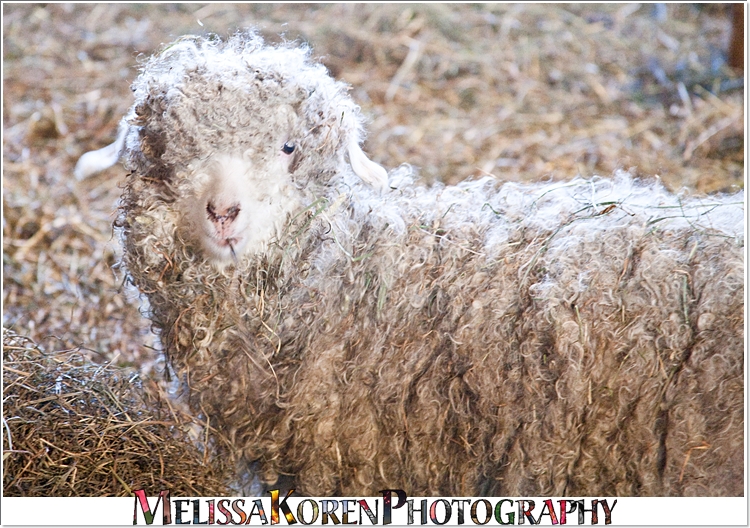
[83,31,744,496]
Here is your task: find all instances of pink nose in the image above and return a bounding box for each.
[206,201,241,238]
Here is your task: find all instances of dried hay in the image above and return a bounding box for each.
[2,330,231,497]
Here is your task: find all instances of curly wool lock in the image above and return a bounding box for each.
[79,31,744,497]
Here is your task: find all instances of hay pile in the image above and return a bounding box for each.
[2,330,231,497]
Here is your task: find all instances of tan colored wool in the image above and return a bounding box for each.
[103,31,743,496]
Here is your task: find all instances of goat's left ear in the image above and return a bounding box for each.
[347,138,388,192]
[74,120,129,180]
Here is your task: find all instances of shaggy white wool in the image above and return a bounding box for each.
[79,30,745,497]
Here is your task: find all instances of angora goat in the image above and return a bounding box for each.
[77,31,744,497]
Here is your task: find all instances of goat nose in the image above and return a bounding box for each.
[206,201,241,225]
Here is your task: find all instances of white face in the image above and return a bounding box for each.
[180,145,299,265]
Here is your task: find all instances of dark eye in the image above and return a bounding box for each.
[281,142,295,155]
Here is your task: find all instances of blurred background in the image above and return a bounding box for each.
[3,3,745,370]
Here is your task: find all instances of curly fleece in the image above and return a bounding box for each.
[116,31,744,497]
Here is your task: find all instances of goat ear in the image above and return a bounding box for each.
[347,138,388,192]
[74,120,129,180]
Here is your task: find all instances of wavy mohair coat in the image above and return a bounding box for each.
[91,31,743,496]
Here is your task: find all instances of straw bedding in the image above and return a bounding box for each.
[2,330,232,497]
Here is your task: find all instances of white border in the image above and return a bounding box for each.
[1,496,748,526]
